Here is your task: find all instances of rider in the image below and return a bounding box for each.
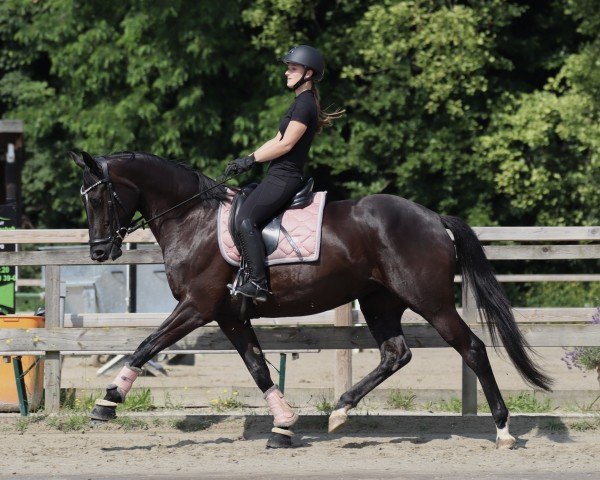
[224,45,342,301]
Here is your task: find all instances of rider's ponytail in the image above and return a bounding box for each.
[311,84,344,133]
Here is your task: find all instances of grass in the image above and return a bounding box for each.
[570,419,600,432]
[121,388,155,412]
[114,417,149,431]
[15,418,30,434]
[170,418,217,432]
[477,393,553,414]
[315,398,334,415]
[61,388,155,412]
[429,398,462,413]
[61,389,102,411]
[12,415,47,434]
[542,420,567,432]
[505,393,552,413]
[153,418,163,427]
[40,387,156,433]
[387,390,416,410]
[47,413,90,432]
[210,390,244,412]
[163,392,183,409]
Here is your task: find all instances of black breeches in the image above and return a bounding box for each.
[235,175,304,231]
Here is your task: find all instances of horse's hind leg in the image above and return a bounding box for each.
[423,306,515,449]
[329,290,411,433]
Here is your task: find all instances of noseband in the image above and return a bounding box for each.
[80,156,129,251]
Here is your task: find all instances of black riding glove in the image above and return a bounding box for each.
[224,153,256,177]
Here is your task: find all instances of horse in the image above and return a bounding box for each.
[70,150,552,449]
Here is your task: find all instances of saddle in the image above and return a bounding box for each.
[228,177,315,256]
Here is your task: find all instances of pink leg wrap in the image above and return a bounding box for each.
[264,386,298,428]
[111,365,141,396]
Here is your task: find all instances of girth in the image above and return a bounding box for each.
[228,177,315,255]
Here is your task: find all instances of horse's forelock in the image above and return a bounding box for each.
[82,167,98,188]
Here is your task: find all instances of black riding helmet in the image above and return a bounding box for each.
[282,45,325,89]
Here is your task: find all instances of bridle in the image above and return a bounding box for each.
[81,154,238,251]
[80,156,131,251]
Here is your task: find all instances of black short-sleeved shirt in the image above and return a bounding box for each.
[267,90,318,178]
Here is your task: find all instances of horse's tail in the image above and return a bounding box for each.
[440,215,553,391]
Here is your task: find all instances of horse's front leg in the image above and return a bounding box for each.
[91,300,204,421]
[218,317,298,448]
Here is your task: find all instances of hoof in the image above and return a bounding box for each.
[90,399,118,422]
[328,406,350,433]
[496,416,516,449]
[266,427,294,449]
[496,435,517,450]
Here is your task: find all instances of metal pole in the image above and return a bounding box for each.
[278,353,287,394]
[128,243,137,313]
[12,356,28,416]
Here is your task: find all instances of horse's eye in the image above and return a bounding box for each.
[89,197,102,208]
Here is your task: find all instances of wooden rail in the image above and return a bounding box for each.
[0,227,598,414]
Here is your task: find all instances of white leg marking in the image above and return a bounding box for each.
[496,416,517,449]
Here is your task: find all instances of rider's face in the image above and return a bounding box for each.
[285,62,311,89]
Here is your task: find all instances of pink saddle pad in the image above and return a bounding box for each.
[217,190,327,266]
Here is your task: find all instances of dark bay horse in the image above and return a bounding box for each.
[71,150,551,449]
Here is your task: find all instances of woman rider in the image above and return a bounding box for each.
[224,45,342,301]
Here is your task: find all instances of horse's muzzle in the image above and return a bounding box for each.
[90,244,121,262]
[110,246,123,260]
[90,246,109,262]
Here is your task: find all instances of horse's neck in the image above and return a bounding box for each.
[127,156,215,248]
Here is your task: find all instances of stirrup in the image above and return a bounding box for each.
[234,280,270,302]
[227,267,245,295]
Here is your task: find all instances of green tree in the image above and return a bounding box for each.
[476,0,600,225]
[1,0,259,226]
[0,0,597,229]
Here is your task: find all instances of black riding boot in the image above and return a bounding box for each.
[236,218,269,302]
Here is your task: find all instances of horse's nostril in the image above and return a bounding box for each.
[92,249,105,259]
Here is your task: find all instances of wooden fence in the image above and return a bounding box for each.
[0,227,598,415]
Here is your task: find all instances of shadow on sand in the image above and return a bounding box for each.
[239,414,573,449]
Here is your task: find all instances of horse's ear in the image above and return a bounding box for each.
[68,151,86,169]
[78,150,101,176]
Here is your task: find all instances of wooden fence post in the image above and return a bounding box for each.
[461,281,478,415]
[334,302,353,401]
[44,265,61,413]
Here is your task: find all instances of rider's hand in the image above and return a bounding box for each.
[224,153,256,177]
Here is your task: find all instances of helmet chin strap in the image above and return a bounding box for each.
[289,67,311,90]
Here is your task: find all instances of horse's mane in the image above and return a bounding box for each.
[107,151,229,208]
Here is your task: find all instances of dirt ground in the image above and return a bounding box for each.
[2,346,600,479]
[1,414,600,479]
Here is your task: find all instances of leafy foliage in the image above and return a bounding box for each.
[0,0,597,229]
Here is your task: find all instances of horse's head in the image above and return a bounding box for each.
[70,150,140,262]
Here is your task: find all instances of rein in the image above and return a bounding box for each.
[82,154,237,249]
[126,173,234,235]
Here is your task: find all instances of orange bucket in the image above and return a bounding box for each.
[0,316,45,412]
